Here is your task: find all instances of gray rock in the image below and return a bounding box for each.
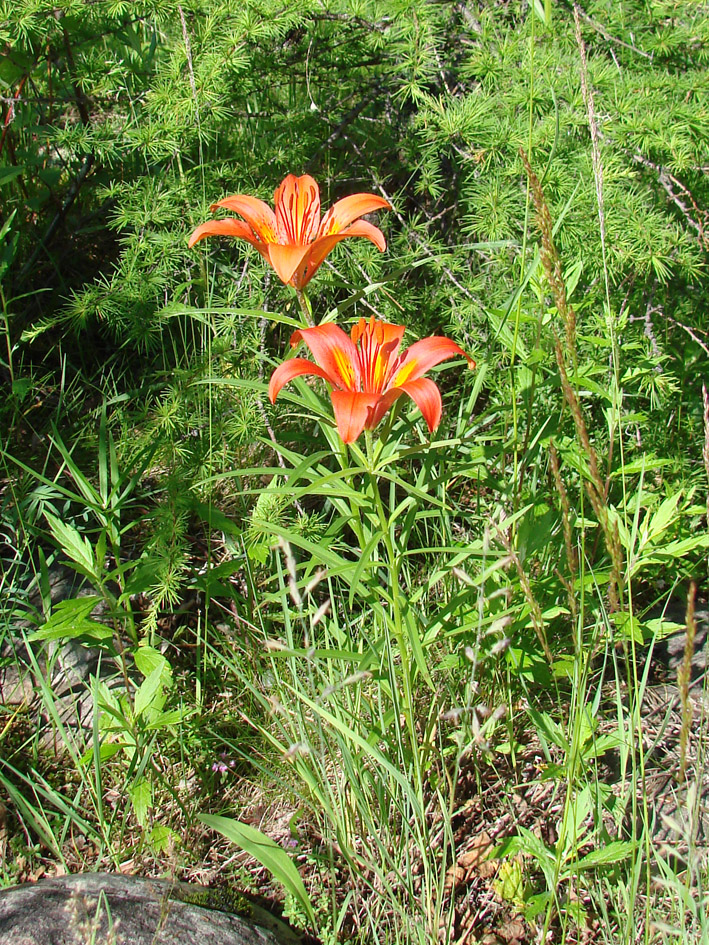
[0,662,35,706]
[646,601,709,681]
[0,873,301,945]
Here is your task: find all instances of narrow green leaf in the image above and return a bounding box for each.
[348,530,383,608]
[0,167,24,187]
[403,607,435,691]
[200,815,315,927]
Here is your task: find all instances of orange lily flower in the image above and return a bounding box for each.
[188,173,391,290]
[269,316,475,444]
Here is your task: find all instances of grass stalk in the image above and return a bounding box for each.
[520,149,624,612]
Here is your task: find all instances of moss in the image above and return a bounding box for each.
[170,884,253,918]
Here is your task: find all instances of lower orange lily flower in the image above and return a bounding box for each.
[269,316,475,444]
[188,173,391,290]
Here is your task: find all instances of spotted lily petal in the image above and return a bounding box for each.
[291,323,360,391]
[392,337,475,388]
[188,219,263,250]
[340,219,387,252]
[209,195,278,242]
[351,317,404,392]
[268,358,337,404]
[293,221,388,289]
[365,377,441,432]
[274,174,321,244]
[365,387,404,431]
[399,377,443,432]
[319,193,392,236]
[265,243,312,287]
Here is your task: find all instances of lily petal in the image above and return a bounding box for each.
[340,219,387,252]
[274,174,321,245]
[293,221,388,289]
[188,218,261,249]
[367,377,443,433]
[291,323,361,391]
[391,337,475,388]
[351,317,404,349]
[265,243,312,286]
[400,377,443,432]
[365,387,403,431]
[210,194,278,242]
[319,193,392,236]
[331,390,381,444]
[268,358,337,404]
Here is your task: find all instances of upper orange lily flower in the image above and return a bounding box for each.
[188,174,391,290]
[269,316,475,444]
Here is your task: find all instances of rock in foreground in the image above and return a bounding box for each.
[0,872,298,945]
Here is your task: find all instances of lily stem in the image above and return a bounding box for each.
[295,288,314,327]
[363,430,422,798]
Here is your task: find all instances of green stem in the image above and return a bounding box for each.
[295,288,314,327]
[344,444,367,551]
[0,286,14,386]
[363,430,422,795]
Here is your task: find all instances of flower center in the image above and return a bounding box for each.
[352,317,399,394]
[276,179,320,245]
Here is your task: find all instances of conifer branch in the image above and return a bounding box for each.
[346,135,475,301]
[622,149,709,249]
[667,316,709,358]
[573,3,653,59]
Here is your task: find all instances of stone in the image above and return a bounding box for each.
[0,873,303,945]
[646,602,709,681]
[0,663,35,706]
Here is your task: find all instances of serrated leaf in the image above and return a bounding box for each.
[645,492,681,544]
[527,708,566,750]
[133,664,164,719]
[150,824,179,854]
[144,708,187,730]
[134,645,172,686]
[27,596,112,644]
[122,560,159,597]
[496,827,557,890]
[570,841,636,872]
[129,777,152,827]
[44,512,97,577]
[611,611,644,644]
[80,741,125,766]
